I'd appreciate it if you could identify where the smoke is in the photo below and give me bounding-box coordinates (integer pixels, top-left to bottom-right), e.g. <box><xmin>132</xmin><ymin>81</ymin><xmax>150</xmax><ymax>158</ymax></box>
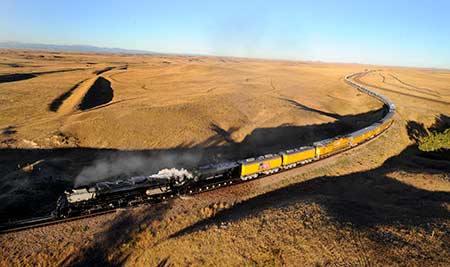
<box><xmin>74</xmin><ymin>150</ymin><xmax>203</xmax><ymax>187</ymax></box>
<box><xmin>75</xmin><ymin>155</ymin><xmax>146</xmax><ymax>186</ymax></box>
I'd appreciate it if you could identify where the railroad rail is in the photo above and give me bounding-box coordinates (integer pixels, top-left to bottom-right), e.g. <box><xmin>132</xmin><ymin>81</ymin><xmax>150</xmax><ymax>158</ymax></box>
<box><xmin>0</xmin><ymin>210</ymin><xmax>115</xmax><ymax>234</ymax></box>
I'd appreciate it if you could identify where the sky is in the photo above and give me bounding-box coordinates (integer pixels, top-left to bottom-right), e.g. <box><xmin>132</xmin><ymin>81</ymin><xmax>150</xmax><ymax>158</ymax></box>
<box><xmin>1</xmin><ymin>0</ymin><xmax>449</xmax><ymax>69</ymax></box>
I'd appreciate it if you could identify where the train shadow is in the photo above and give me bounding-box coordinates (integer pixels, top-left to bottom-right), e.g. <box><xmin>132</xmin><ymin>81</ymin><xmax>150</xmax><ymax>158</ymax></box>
<box><xmin>64</xmin><ymin>118</ymin><xmax>449</xmax><ymax>266</ymax></box>
<box><xmin>233</xmin><ymin>103</ymin><xmax>385</xmax><ymax>156</ymax></box>
<box><xmin>0</xmin><ymin>102</ymin><xmax>385</xmax><ymax>221</ymax></box>
<box><xmin>169</xmin><ymin>142</ymin><xmax>450</xmax><ymax>239</ymax></box>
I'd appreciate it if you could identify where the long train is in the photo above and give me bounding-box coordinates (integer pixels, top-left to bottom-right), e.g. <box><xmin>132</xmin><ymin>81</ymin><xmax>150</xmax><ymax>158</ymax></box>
<box><xmin>54</xmin><ymin>71</ymin><xmax>396</xmax><ymax>218</ymax></box>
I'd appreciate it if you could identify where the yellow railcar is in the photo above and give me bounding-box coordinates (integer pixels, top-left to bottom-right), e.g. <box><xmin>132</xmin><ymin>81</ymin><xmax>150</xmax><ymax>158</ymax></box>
<box><xmin>366</xmin><ymin>127</ymin><xmax>379</xmax><ymax>139</ymax></box>
<box><xmin>371</xmin><ymin>123</ymin><xmax>383</xmax><ymax>136</ymax></box>
<box><xmin>382</xmin><ymin>119</ymin><xmax>393</xmax><ymax>131</ymax></box>
<box><xmin>351</xmin><ymin>130</ymin><xmax>368</xmax><ymax>145</ymax></box>
<box><xmin>350</xmin><ymin>126</ymin><xmax>377</xmax><ymax>146</ymax></box>
<box><xmin>376</xmin><ymin>112</ymin><xmax>394</xmax><ymax>134</ymax></box>
<box><xmin>373</xmin><ymin>118</ymin><xmax>392</xmax><ymax>136</ymax></box>
<box><xmin>352</xmin><ymin>132</ymin><xmax>368</xmax><ymax>145</ymax></box>
<box><xmin>281</xmin><ymin>146</ymin><xmax>315</xmax><ymax>167</ymax></box>
<box><xmin>240</xmin><ymin>154</ymin><xmax>282</xmax><ymax>178</ymax></box>
<box><xmin>313</xmin><ymin>135</ymin><xmax>351</xmax><ymax>157</ymax></box>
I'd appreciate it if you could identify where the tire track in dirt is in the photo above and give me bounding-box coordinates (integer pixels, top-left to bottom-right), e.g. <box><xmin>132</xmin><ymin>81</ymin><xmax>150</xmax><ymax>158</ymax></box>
<box><xmin>354</xmin><ymin>73</ymin><xmax>450</xmax><ymax>106</ymax></box>
<box><xmin>383</xmin><ymin>74</ymin><xmax>441</xmax><ymax>98</ymax></box>
<box><xmin>375</xmin><ymin>71</ymin><xmax>440</xmax><ymax>98</ymax></box>
<box><xmin>388</xmin><ymin>73</ymin><xmax>440</xmax><ymax>95</ymax></box>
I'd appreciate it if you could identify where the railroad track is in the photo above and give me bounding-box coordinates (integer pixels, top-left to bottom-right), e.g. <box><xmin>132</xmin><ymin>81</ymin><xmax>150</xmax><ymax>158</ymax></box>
<box><xmin>0</xmin><ymin>70</ymin><xmax>395</xmax><ymax>235</ymax></box>
<box><xmin>0</xmin><ymin>210</ymin><xmax>116</xmax><ymax>234</ymax></box>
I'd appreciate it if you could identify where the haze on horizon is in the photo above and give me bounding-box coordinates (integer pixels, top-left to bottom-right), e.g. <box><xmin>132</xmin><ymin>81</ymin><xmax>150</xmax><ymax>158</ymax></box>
<box><xmin>1</xmin><ymin>0</ymin><xmax>449</xmax><ymax>69</ymax></box>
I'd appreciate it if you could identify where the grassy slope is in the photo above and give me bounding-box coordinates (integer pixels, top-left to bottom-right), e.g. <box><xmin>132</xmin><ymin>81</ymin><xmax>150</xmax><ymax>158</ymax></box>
<box><xmin>61</xmin><ymin>69</ymin><xmax>450</xmax><ymax>267</ymax></box>
<box><xmin>113</xmin><ymin>70</ymin><xmax>450</xmax><ymax>267</ymax></box>
<box><xmin>108</xmin><ymin>120</ymin><xmax>450</xmax><ymax>267</ymax></box>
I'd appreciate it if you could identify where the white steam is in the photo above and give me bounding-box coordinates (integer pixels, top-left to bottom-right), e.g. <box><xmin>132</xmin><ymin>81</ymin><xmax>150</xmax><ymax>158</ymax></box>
<box><xmin>75</xmin><ymin>155</ymin><xmax>147</xmax><ymax>187</ymax></box>
<box><xmin>150</xmin><ymin>168</ymin><xmax>193</xmax><ymax>180</ymax></box>
<box><xmin>150</xmin><ymin>168</ymin><xmax>194</xmax><ymax>186</ymax></box>
<box><xmin>74</xmin><ymin>151</ymin><xmax>203</xmax><ymax>187</ymax></box>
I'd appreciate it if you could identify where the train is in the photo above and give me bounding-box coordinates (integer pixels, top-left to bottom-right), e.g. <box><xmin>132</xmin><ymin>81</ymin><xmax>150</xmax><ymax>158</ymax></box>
<box><xmin>54</xmin><ymin>71</ymin><xmax>396</xmax><ymax>218</ymax></box>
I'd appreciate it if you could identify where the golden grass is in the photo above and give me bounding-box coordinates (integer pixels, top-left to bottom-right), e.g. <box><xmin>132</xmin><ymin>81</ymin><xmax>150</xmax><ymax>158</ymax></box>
<box><xmin>0</xmin><ymin>50</ymin><xmax>449</xmax><ymax>267</ymax></box>
<box><xmin>0</xmin><ymin>49</ymin><xmax>381</xmax><ymax>150</ymax></box>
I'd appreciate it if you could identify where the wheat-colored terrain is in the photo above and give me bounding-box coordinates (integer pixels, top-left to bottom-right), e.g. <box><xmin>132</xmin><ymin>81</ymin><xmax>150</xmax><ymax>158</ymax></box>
<box><xmin>0</xmin><ymin>50</ymin><xmax>449</xmax><ymax>267</ymax></box>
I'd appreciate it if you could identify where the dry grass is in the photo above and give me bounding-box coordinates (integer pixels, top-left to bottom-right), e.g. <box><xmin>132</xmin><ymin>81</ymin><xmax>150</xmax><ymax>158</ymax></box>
<box><xmin>0</xmin><ymin>49</ymin><xmax>381</xmax><ymax>150</ymax></box>
<box><xmin>0</xmin><ymin>50</ymin><xmax>449</xmax><ymax>267</ymax></box>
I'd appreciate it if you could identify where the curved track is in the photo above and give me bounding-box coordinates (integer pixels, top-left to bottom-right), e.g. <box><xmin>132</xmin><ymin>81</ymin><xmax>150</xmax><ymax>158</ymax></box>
<box><xmin>0</xmin><ymin>70</ymin><xmax>395</xmax><ymax>234</ymax></box>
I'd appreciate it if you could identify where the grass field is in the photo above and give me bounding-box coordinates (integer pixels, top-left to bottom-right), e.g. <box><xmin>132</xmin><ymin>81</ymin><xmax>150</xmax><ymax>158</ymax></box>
<box><xmin>0</xmin><ymin>50</ymin><xmax>449</xmax><ymax>267</ymax></box>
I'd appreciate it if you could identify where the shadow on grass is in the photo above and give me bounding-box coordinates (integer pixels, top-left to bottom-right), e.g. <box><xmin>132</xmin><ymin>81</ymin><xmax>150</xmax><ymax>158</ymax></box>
<box><xmin>66</xmin><ymin>202</ymin><xmax>171</xmax><ymax>267</ymax></box>
<box><xmin>60</xmin><ymin>118</ymin><xmax>450</xmax><ymax>267</ymax></box>
<box><xmin>0</xmin><ymin>73</ymin><xmax>36</xmax><ymax>83</ymax></box>
<box><xmin>79</xmin><ymin>77</ymin><xmax>114</xmax><ymax>110</ymax></box>
<box><xmin>0</xmin><ymin>68</ymin><xmax>86</xmax><ymax>84</ymax></box>
<box><xmin>48</xmin><ymin>79</ymin><xmax>88</xmax><ymax>112</ymax></box>
<box><xmin>0</xmin><ymin>102</ymin><xmax>386</xmax><ymax>222</ymax></box>
<box><xmin>169</xmin><ymin>120</ymin><xmax>450</xmax><ymax>238</ymax></box>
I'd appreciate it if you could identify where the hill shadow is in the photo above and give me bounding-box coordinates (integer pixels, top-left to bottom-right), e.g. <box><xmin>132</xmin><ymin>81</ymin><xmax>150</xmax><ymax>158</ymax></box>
<box><xmin>67</xmin><ymin>118</ymin><xmax>449</xmax><ymax>267</ymax></box>
<box><xmin>280</xmin><ymin>97</ymin><xmax>343</xmax><ymax>120</ymax></box>
<box><xmin>49</xmin><ymin>79</ymin><xmax>88</xmax><ymax>112</ymax></box>
<box><xmin>198</xmin><ymin>123</ymin><xmax>239</xmax><ymax>147</ymax></box>
<box><xmin>0</xmin><ymin>73</ymin><xmax>37</xmax><ymax>83</ymax></box>
<box><xmin>429</xmin><ymin>114</ymin><xmax>450</xmax><ymax>132</ymax></box>
<box><xmin>406</xmin><ymin>114</ymin><xmax>450</xmax><ymax>143</ymax></box>
<box><xmin>0</xmin><ymin>68</ymin><xmax>86</xmax><ymax>84</ymax></box>
<box><xmin>79</xmin><ymin>77</ymin><xmax>114</xmax><ymax>110</ymax></box>
<box><xmin>93</xmin><ymin>66</ymin><xmax>115</xmax><ymax>75</ymax></box>
<box><xmin>66</xmin><ymin>202</ymin><xmax>171</xmax><ymax>267</ymax></box>
<box><xmin>0</xmin><ymin>102</ymin><xmax>386</xmax><ymax>221</ymax></box>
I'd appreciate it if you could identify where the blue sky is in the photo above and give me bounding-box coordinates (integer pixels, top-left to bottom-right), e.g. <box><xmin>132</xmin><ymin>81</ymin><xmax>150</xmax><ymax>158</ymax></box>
<box><xmin>1</xmin><ymin>0</ymin><xmax>449</xmax><ymax>68</ymax></box>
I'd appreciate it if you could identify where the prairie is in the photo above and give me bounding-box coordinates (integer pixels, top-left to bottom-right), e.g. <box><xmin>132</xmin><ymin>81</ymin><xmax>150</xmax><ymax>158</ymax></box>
<box><xmin>0</xmin><ymin>50</ymin><xmax>449</xmax><ymax>267</ymax></box>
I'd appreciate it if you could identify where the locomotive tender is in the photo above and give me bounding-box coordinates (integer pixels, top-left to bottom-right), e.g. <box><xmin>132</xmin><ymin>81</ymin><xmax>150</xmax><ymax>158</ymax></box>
<box><xmin>55</xmin><ymin>71</ymin><xmax>396</xmax><ymax>218</ymax></box>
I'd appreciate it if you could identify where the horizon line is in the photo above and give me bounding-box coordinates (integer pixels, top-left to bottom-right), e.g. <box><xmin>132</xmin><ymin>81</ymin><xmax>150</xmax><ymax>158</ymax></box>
<box><xmin>1</xmin><ymin>40</ymin><xmax>448</xmax><ymax>71</ymax></box>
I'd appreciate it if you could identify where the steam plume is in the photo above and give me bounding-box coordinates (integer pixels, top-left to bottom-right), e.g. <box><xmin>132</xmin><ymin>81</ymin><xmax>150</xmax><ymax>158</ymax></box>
<box><xmin>74</xmin><ymin>151</ymin><xmax>203</xmax><ymax>187</ymax></box>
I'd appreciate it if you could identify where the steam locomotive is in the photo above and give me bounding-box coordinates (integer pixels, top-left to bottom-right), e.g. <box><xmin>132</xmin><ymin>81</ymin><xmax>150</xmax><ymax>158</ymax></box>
<box><xmin>54</xmin><ymin>71</ymin><xmax>396</xmax><ymax>218</ymax></box>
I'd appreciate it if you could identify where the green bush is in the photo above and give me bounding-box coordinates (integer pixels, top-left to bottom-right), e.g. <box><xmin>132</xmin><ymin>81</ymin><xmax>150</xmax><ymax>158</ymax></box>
<box><xmin>418</xmin><ymin>128</ymin><xmax>450</xmax><ymax>151</ymax></box>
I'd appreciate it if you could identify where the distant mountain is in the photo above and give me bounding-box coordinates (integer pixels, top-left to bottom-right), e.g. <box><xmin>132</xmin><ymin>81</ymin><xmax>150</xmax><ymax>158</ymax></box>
<box><xmin>0</xmin><ymin>41</ymin><xmax>156</xmax><ymax>54</ymax></box>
